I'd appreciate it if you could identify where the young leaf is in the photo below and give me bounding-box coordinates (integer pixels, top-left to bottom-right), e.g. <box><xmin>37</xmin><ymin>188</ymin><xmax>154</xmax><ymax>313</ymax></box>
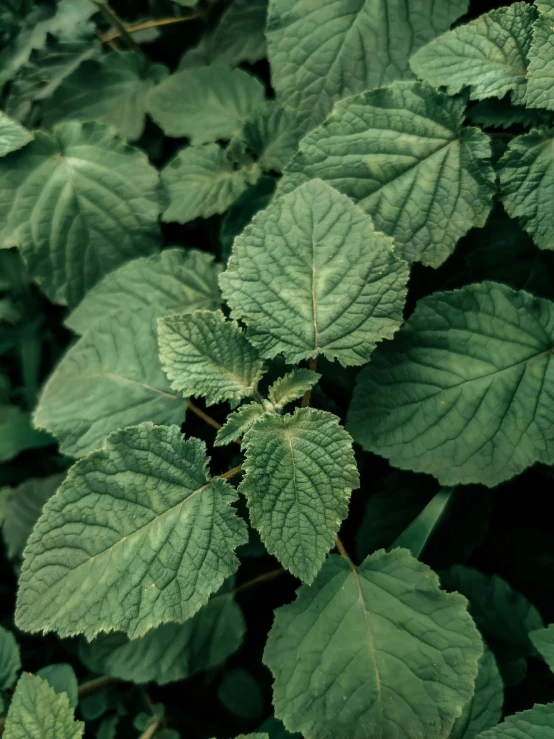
<box><xmin>266</xmin><ymin>0</ymin><xmax>469</xmax><ymax>137</ymax></box>
<box><xmin>268</xmin><ymin>369</ymin><xmax>321</xmax><ymax>410</ymax></box>
<box><xmin>347</xmin><ymin>281</ymin><xmax>554</xmax><ymax>487</ymax></box>
<box><xmin>16</xmin><ymin>423</ymin><xmax>248</xmax><ymax>640</ymax></box>
<box><xmin>3</xmin><ymin>673</ymin><xmax>84</xmax><ymax>739</ymax></box>
<box><xmin>499</xmin><ymin>129</ymin><xmax>554</xmax><ymax>251</ymax></box>
<box><xmin>215</xmin><ymin>402</ymin><xmax>265</xmax><ymax>446</ymax></box>
<box><xmin>161</xmin><ymin>144</ymin><xmax>260</xmax><ymax>224</ymax></box>
<box><xmin>43</xmin><ymin>51</ymin><xmax>169</xmax><ymax>142</ymax></box>
<box><xmin>149</xmin><ymin>66</ymin><xmax>265</xmax><ymax>143</ymax></box>
<box><xmin>0</xmin><ymin>111</ymin><xmax>32</xmax><ymax>156</ymax></box>
<box><xmin>240</xmin><ymin>408</ymin><xmax>359</xmax><ymax>583</ymax></box>
<box><xmin>65</xmin><ymin>249</ymin><xmax>222</xmax><ymax>335</ymax></box>
<box><xmin>0</xmin><ymin>625</ymin><xmax>21</xmax><ymax>689</ymax></box>
<box><xmin>36</xmin><ymin>664</ymin><xmax>78</xmax><ymax>709</ymax></box>
<box><xmin>34</xmin><ymin>310</ymin><xmax>183</xmax><ymax>457</ymax></box>
<box><xmin>282</xmin><ymin>82</ymin><xmax>495</xmax><ymax>268</ymax></box>
<box><xmin>450</xmin><ymin>647</ymin><xmax>503</xmax><ymax>739</ymax></box>
<box><xmin>410</xmin><ymin>3</ymin><xmax>536</xmax><ymax>105</ymax></box>
<box><xmin>0</xmin><ymin>121</ymin><xmax>161</xmax><ymax>306</ymax></box>
<box><xmin>525</xmin><ymin>0</ymin><xmax>554</xmax><ymax>111</ymax></box>
<box><xmin>158</xmin><ymin>310</ymin><xmax>265</xmax><ymax>406</ymax></box>
<box><xmin>392</xmin><ymin>488</ymin><xmax>454</xmax><ymax>559</ymax></box>
<box><xmin>530</xmin><ymin>624</ymin><xmax>554</xmax><ymax>672</ymax></box>
<box><xmin>264</xmin><ymin>549</ymin><xmax>483</xmax><ymax>739</ymax></box>
<box><xmin>241</xmin><ymin>102</ymin><xmax>298</xmax><ymax>173</ymax></box>
<box><xmin>220</xmin><ymin>179</ymin><xmax>409</xmax><ymax>365</ymax></box>
<box><xmin>476</xmin><ymin>702</ymin><xmax>554</xmax><ymax>738</ymax></box>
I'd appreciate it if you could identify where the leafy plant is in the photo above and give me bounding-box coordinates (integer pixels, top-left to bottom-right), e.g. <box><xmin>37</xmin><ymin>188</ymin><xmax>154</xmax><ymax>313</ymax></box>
<box><xmin>2</xmin><ymin>0</ymin><xmax>554</xmax><ymax>738</ymax></box>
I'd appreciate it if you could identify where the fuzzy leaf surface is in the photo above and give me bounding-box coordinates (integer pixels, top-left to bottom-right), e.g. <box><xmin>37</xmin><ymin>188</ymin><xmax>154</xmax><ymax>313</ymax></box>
<box><xmin>476</xmin><ymin>702</ymin><xmax>554</xmax><ymax>738</ymax></box>
<box><xmin>525</xmin><ymin>0</ymin><xmax>554</xmax><ymax>110</ymax></box>
<box><xmin>268</xmin><ymin>369</ymin><xmax>321</xmax><ymax>410</ymax></box>
<box><xmin>215</xmin><ymin>402</ymin><xmax>265</xmax><ymax>446</ymax></box>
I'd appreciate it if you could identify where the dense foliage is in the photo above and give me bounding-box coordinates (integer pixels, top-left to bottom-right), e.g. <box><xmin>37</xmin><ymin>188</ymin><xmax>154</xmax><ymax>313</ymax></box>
<box><xmin>2</xmin><ymin>0</ymin><xmax>554</xmax><ymax>737</ymax></box>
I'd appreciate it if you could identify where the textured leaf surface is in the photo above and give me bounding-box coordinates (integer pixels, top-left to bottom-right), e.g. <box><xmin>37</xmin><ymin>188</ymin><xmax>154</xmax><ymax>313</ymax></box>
<box><xmin>450</xmin><ymin>648</ymin><xmax>503</xmax><ymax>739</ymax></box>
<box><xmin>36</xmin><ymin>664</ymin><xmax>78</xmax><ymax>709</ymax></box>
<box><xmin>34</xmin><ymin>310</ymin><xmax>183</xmax><ymax>457</ymax></box>
<box><xmin>0</xmin><ymin>625</ymin><xmax>20</xmax><ymax>689</ymax></box>
<box><xmin>268</xmin><ymin>369</ymin><xmax>321</xmax><ymax>410</ymax></box>
<box><xmin>0</xmin><ymin>111</ymin><xmax>32</xmax><ymax>156</ymax></box>
<box><xmin>468</xmin><ymin>98</ymin><xmax>554</xmax><ymax>129</ymax></box>
<box><xmin>149</xmin><ymin>66</ymin><xmax>264</xmax><ymax>143</ymax></box>
<box><xmin>158</xmin><ymin>310</ymin><xmax>265</xmax><ymax>406</ymax></box>
<box><xmin>3</xmin><ymin>673</ymin><xmax>84</xmax><ymax>739</ymax></box>
<box><xmin>264</xmin><ymin>549</ymin><xmax>482</xmax><ymax>739</ymax></box>
<box><xmin>242</xmin><ymin>102</ymin><xmax>298</xmax><ymax>172</ymax></box>
<box><xmin>499</xmin><ymin>130</ymin><xmax>554</xmax><ymax>251</ymax></box>
<box><xmin>16</xmin><ymin>423</ymin><xmax>248</xmax><ymax>639</ymax></box>
<box><xmin>161</xmin><ymin>144</ymin><xmax>260</xmax><ymax>224</ymax></box>
<box><xmin>267</xmin><ymin>0</ymin><xmax>469</xmax><ymax>137</ymax></box>
<box><xmin>410</xmin><ymin>4</ymin><xmax>535</xmax><ymax>105</ymax></box>
<box><xmin>347</xmin><ymin>281</ymin><xmax>554</xmax><ymax>487</ymax></box>
<box><xmin>221</xmin><ymin>180</ymin><xmax>409</xmax><ymax>365</ymax></box>
<box><xmin>215</xmin><ymin>402</ymin><xmax>265</xmax><ymax>446</ymax></box>
<box><xmin>525</xmin><ymin>0</ymin><xmax>554</xmax><ymax>111</ymax></box>
<box><xmin>0</xmin><ymin>121</ymin><xmax>161</xmax><ymax>306</ymax></box>
<box><xmin>530</xmin><ymin>624</ymin><xmax>554</xmax><ymax>672</ymax></box>
<box><xmin>282</xmin><ymin>82</ymin><xmax>495</xmax><ymax>267</ymax></box>
<box><xmin>66</xmin><ymin>249</ymin><xmax>222</xmax><ymax>335</ymax></box>
<box><xmin>476</xmin><ymin>702</ymin><xmax>554</xmax><ymax>738</ymax></box>
<box><xmin>43</xmin><ymin>51</ymin><xmax>168</xmax><ymax>141</ymax></box>
<box><xmin>241</xmin><ymin>408</ymin><xmax>358</xmax><ymax>582</ymax></box>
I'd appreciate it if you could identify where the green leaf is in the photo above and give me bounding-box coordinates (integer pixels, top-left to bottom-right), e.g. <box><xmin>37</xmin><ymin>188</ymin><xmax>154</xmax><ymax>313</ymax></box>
<box><xmin>221</xmin><ymin>179</ymin><xmax>409</xmax><ymax>365</ymax></box>
<box><xmin>267</xmin><ymin>0</ymin><xmax>468</xmax><ymax>138</ymax></box>
<box><xmin>215</xmin><ymin>402</ymin><xmax>265</xmax><ymax>446</ymax></box>
<box><xmin>36</xmin><ymin>664</ymin><xmax>78</xmax><ymax>709</ymax></box>
<box><xmin>0</xmin><ymin>120</ymin><xmax>161</xmax><ymax>307</ymax></box>
<box><xmin>282</xmin><ymin>82</ymin><xmax>495</xmax><ymax>267</ymax></box>
<box><xmin>0</xmin><ymin>405</ymin><xmax>53</xmax><ymax>462</ymax></box>
<box><xmin>264</xmin><ymin>549</ymin><xmax>483</xmax><ymax>739</ymax></box>
<box><xmin>34</xmin><ymin>309</ymin><xmax>184</xmax><ymax>457</ymax></box>
<box><xmin>525</xmin><ymin>0</ymin><xmax>554</xmax><ymax>111</ymax></box>
<box><xmin>219</xmin><ymin>175</ymin><xmax>276</xmax><ymax>261</ymax></box>
<box><xmin>218</xmin><ymin>668</ymin><xmax>264</xmax><ymax>720</ymax></box>
<box><xmin>410</xmin><ymin>3</ymin><xmax>536</xmax><ymax>105</ymax></box>
<box><xmin>468</xmin><ymin>97</ymin><xmax>554</xmax><ymax>129</ymax></box>
<box><xmin>257</xmin><ymin>717</ymin><xmax>301</xmax><ymax>739</ymax></box>
<box><xmin>43</xmin><ymin>51</ymin><xmax>169</xmax><ymax>142</ymax></box>
<box><xmin>79</xmin><ymin>581</ymin><xmax>245</xmax><ymax>685</ymax></box>
<box><xmin>158</xmin><ymin>310</ymin><xmax>265</xmax><ymax>406</ymax></box>
<box><xmin>149</xmin><ymin>65</ymin><xmax>264</xmax><ymax>143</ymax></box>
<box><xmin>475</xmin><ymin>702</ymin><xmax>554</xmax><ymax>738</ymax></box>
<box><xmin>347</xmin><ymin>281</ymin><xmax>554</xmax><ymax>487</ymax></box>
<box><xmin>0</xmin><ymin>111</ymin><xmax>32</xmax><ymax>156</ymax></box>
<box><xmin>450</xmin><ymin>648</ymin><xmax>503</xmax><ymax>739</ymax></box>
<box><xmin>3</xmin><ymin>673</ymin><xmax>84</xmax><ymax>739</ymax></box>
<box><xmin>530</xmin><ymin>624</ymin><xmax>554</xmax><ymax>672</ymax></box>
<box><xmin>241</xmin><ymin>102</ymin><xmax>298</xmax><ymax>173</ymax></box>
<box><xmin>16</xmin><ymin>423</ymin><xmax>248</xmax><ymax>639</ymax></box>
<box><xmin>240</xmin><ymin>408</ymin><xmax>359</xmax><ymax>583</ymax></box>
<box><xmin>268</xmin><ymin>369</ymin><xmax>321</xmax><ymax>410</ymax></box>
<box><xmin>65</xmin><ymin>249</ymin><xmax>222</xmax><ymax>335</ymax></box>
<box><xmin>499</xmin><ymin>129</ymin><xmax>554</xmax><ymax>251</ymax></box>
<box><xmin>161</xmin><ymin>144</ymin><xmax>260</xmax><ymax>224</ymax></box>
<box><xmin>392</xmin><ymin>488</ymin><xmax>454</xmax><ymax>559</ymax></box>
<box><xmin>0</xmin><ymin>625</ymin><xmax>21</xmax><ymax>689</ymax></box>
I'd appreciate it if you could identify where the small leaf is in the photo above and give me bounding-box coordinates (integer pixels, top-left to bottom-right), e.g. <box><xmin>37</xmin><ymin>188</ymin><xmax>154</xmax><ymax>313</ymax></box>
<box><xmin>218</xmin><ymin>668</ymin><xmax>264</xmax><ymax>720</ymax></box>
<box><xmin>0</xmin><ymin>625</ymin><xmax>21</xmax><ymax>689</ymax></box>
<box><xmin>241</xmin><ymin>102</ymin><xmax>298</xmax><ymax>172</ymax></box>
<box><xmin>240</xmin><ymin>408</ymin><xmax>359</xmax><ymax>583</ymax></box>
<box><xmin>149</xmin><ymin>65</ymin><xmax>264</xmax><ymax>143</ymax></box>
<box><xmin>264</xmin><ymin>549</ymin><xmax>483</xmax><ymax>739</ymax></box>
<box><xmin>221</xmin><ymin>179</ymin><xmax>409</xmax><ymax>365</ymax></box>
<box><xmin>525</xmin><ymin>0</ymin><xmax>554</xmax><ymax>111</ymax></box>
<box><xmin>36</xmin><ymin>664</ymin><xmax>78</xmax><ymax>709</ymax></box>
<box><xmin>158</xmin><ymin>310</ymin><xmax>265</xmax><ymax>406</ymax></box>
<box><xmin>468</xmin><ymin>97</ymin><xmax>554</xmax><ymax>129</ymax></box>
<box><xmin>475</xmin><ymin>702</ymin><xmax>554</xmax><ymax>738</ymax></box>
<box><xmin>392</xmin><ymin>488</ymin><xmax>454</xmax><ymax>558</ymax></box>
<box><xmin>0</xmin><ymin>111</ymin><xmax>32</xmax><ymax>156</ymax></box>
<box><xmin>215</xmin><ymin>402</ymin><xmax>265</xmax><ymax>446</ymax></box>
<box><xmin>268</xmin><ymin>369</ymin><xmax>321</xmax><ymax>410</ymax></box>
<box><xmin>450</xmin><ymin>648</ymin><xmax>503</xmax><ymax>739</ymax></box>
<box><xmin>530</xmin><ymin>624</ymin><xmax>554</xmax><ymax>673</ymax></box>
<box><xmin>3</xmin><ymin>673</ymin><xmax>84</xmax><ymax>739</ymax></box>
<box><xmin>16</xmin><ymin>423</ymin><xmax>248</xmax><ymax>640</ymax></box>
<box><xmin>257</xmin><ymin>717</ymin><xmax>301</xmax><ymax>739</ymax></box>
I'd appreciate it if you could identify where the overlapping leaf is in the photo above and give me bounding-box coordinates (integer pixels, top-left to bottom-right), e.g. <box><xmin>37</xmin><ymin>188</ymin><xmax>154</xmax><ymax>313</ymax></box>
<box><xmin>268</xmin><ymin>369</ymin><xmax>320</xmax><ymax>410</ymax></box>
<box><xmin>241</xmin><ymin>102</ymin><xmax>298</xmax><ymax>172</ymax></box>
<box><xmin>450</xmin><ymin>648</ymin><xmax>503</xmax><ymax>739</ymax></box>
<box><xmin>0</xmin><ymin>111</ymin><xmax>32</xmax><ymax>156</ymax></box>
<box><xmin>476</xmin><ymin>702</ymin><xmax>554</xmax><ymax>738</ymax></box>
<box><xmin>215</xmin><ymin>402</ymin><xmax>264</xmax><ymax>446</ymax></box>
<box><xmin>525</xmin><ymin>0</ymin><xmax>554</xmax><ymax>111</ymax></box>
<box><xmin>0</xmin><ymin>626</ymin><xmax>20</xmax><ymax>689</ymax></box>
<box><xmin>530</xmin><ymin>624</ymin><xmax>554</xmax><ymax>671</ymax></box>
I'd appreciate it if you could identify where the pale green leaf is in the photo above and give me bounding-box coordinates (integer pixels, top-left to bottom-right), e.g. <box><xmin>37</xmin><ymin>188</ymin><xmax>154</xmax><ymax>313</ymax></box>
<box><xmin>0</xmin><ymin>405</ymin><xmax>53</xmax><ymax>462</ymax></box>
<box><xmin>36</xmin><ymin>665</ymin><xmax>78</xmax><ymax>709</ymax></box>
<box><xmin>215</xmin><ymin>402</ymin><xmax>265</xmax><ymax>446</ymax></box>
<box><xmin>392</xmin><ymin>488</ymin><xmax>454</xmax><ymax>559</ymax></box>
<box><xmin>347</xmin><ymin>281</ymin><xmax>554</xmax><ymax>487</ymax></box>
<box><xmin>34</xmin><ymin>309</ymin><xmax>184</xmax><ymax>457</ymax></box>
<box><xmin>0</xmin><ymin>625</ymin><xmax>21</xmax><ymax>689</ymax></box>
<box><xmin>499</xmin><ymin>129</ymin><xmax>554</xmax><ymax>251</ymax></box>
<box><xmin>3</xmin><ymin>673</ymin><xmax>84</xmax><ymax>739</ymax></box>
<box><xmin>65</xmin><ymin>249</ymin><xmax>222</xmax><ymax>335</ymax></box>
<box><xmin>240</xmin><ymin>408</ymin><xmax>359</xmax><ymax>583</ymax></box>
<box><xmin>0</xmin><ymin>120</ymin><xmax>161</xmax><ymax>306</ymax></box>
<box><xmin>468</xmin><ymin>97</ymin><xmax>554</xmax><ymax>130</ymax></box>
<box><xmin>221</xmin><ymin>179</ymin><xmax>409</xmax><ymax>365</ymax></box>
<box><xmin>264</xmin><ymin>549</ymin><xmax>483</xmax><ymax>739</ymax></box>
<box><xmin>267</xmin><ymin>0</ymin><xmax>469</xmax><ymax>137</ymax></box>
<box><xmin>282</xmin><ymin>82</ymin><xmax>495</xmax><ymax>267</ymax></box>
<box><xmin>450</xmin><ymin>648</ymin><xmax>503</xmax><ymax>739</ymax></box>
<box><xmin>268</xmin><ymin>369</ymin><xmax>321</xmax><ymax>410</ymax></box>
<box><xmin>161</xmin><ymin>144</ymin><xmax>260</xmax><ymax>224</ymax></box>
<box><xmin>530</xmin><ymin>624</ymin><xmax>554</xmax><ymax>673</ymax></box>
<box><xmin>158</xmin><ymin>310</ymin><xmax>265</xmax><ymax>406</ymax></box>
<box><xmin>242</xmin><ymin>102</ymin><xmax>298</xmax><ymax>172</ymax></box>
<box><xmin>0</xmin><ymin>111</ymin><xmax>32</xmax><ymax>156</ymax></box>
<box><xmin>525</xmin><ymin>0</ymin><xmax>554</xmax><ymax>110</ymax></box>
<box><xmin>149</xmin><ymin>65</ymin><xmax>264</xmax><ymax>143</ymax></box>
<box><xmin>43</xmin><ymin>51</ymin><xmax>169</xmax><ymax>142</ymax></box>
<box><xmin>476</xmin><ymin>702</ymin><xmax>554</xmax><ymax>738</ymax></box>
<box><xmin>16</xmin><ymin>423</ymin><xmax>248</xmax><ymax>639</ymax></box>
<box><xmin>410</xmin><ymin>3</ymin><xmax>536</xmax><ymax>105</ymax></box>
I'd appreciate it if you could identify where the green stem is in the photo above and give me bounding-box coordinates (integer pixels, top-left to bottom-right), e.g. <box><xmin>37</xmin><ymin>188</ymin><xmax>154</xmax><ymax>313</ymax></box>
<box><xmin>92</xmin><ymin>1</ymin><xmax>144</xmax><ymax>55</ymax></box>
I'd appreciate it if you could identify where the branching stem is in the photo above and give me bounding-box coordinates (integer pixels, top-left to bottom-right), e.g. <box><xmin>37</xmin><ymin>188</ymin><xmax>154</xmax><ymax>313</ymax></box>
<box><xmin>92</xmin><ymin>1</ymin><xmax>144</xmax><ymax>55</ymax></box>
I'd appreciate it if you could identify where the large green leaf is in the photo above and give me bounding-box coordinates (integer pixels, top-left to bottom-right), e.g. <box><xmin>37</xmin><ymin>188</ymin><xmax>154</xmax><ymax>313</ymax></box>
<box><xmin>0</xmin><ymin>625</ymin><xmax>20</xmax><ymax>689</ymax></box>
<box><xmin>530</xmin><ymin>624</ymin><xmax>554</xmax><ymax>672</ymax></box>
<box><xmin>267</xmin><ymin>0</ymin><xmax>468</xmax><ymax>138</ymax></box>
<box><xmin>450</xmin><ymin>648</ymin><xmax>503</xmax><ymax>739</ymax></box>
<box><xmin>240</xmin><ymin>408</ymin><xmax>359</xmax><ymax>583</ymax></box>
<box><xmin>476</xmin><ymin>703</ymin><xmax>554</xmax><ymax>738</ymax></box>
<box><xmin>264</xmin><ymin>549</ymin><xmax>482</xmax><ymax>739</ymax></box>
<box><xmin>158</xmin><ymin>310</ymin><xmax>265</xmax><ymax>406</ymax></box>
<box><xmin>34</xmin><ymin>309</ymin><xmax>184</xmax><ymax>457</ymax></box>
<box><xmin>43</xmin><ymin>51</ymin><xmax>168</xmax><ymax>142</ymax></box>
<box><xmin>0</xmin><ymin>121</ymin><xmax>161</xmax><ymax>306</ymax></box>
<box><xmin>149</xmin><ymin>65</ymin><xmax>264</xmax><ymax>143</ymax></box>
<box><xmin>221</xmin><ymin>180</ymin><xmax>408</xmax><ymax>365</ymax></box>
<box><xmin>65</xmin><ymin>249</ymin><xmax>222</xmax><ymax>335</ymax></box>
<box><xmin>347</xmin><ymin>281</ymin><xmax>554</xmax><ymax>487</ymax></box>
<box><xmin>3</xmin><ymin>673</ymin><xmax>84</xmax><ymax>739</ymax></box>
<box><xmin>0</xmin><ymin>111</ymin><xmax>32</xmax><ymax>156</ymax></box>
<box><xmin>16</xmin><ymin>423</ymin><xmax>248</xmax><ymax>639</ymax></box>
<box><xmin>410</xmin><ymin>3</ymin><xmax>536</xmax><ymax>106</ymax></box>
<box><xmin>525</xmin><ymin>0</ymin><xmax>554</xmax><ymax>111</ymax></box>
<box><xmin>282</xmin><ymin>82</ymin><xmax>495</xmax><ymax>267</ymax></box>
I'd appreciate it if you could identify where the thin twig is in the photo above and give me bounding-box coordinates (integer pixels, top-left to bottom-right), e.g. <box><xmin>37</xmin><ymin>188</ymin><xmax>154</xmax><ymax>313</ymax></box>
<box><xmin>139</xmin><ymin>719</ymin><xmax>162</xmax><ymax>739</ymax></box>
<box><xmin>233</xmin><ymin>567</ymin><xmax>286</xmax><ymax>596</ymax></box>
<box><xmin>335</xmin><ymin>536</ymin><xmax>350</xmax><ymax>561</ymax></box>
<box><xmin>100</xmin><ymin>14</ymin><xmax>202</xmax><ymax>43</ymax></box>
<box><xmin>78</xmin><ymin>674</ymin><xmax>119</xmax><ymax>699</ymax></box>
<box><xmin>92</xmin><ymin>0</ymin><xmax>144</xmax><ymax>55</ymax></box>
<box><xmin>187</xmin><ymin>399</ymin><xmax>222</xmax><ymax>430</ymax></box>
<box><xmin>301</xmin><ymin>357</ymin><xmax>318</xmax><ymax>407</ymax></box>
<box><xmin>220</xmin><ymin>464</ymin><xmax>243</xmax><ymax>481</ymax></box>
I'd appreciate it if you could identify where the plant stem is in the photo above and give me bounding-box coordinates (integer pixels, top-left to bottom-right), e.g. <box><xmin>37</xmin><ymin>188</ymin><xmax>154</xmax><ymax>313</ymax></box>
<box><xmin>220</xmin><ymin>464</ymin><xmax>243</xmax><ymax>481</ymax></box>
<box><xmin>187</xmin><ymin>399</ymin><xmax>223</xmax><ymax>430</ymax></box>
<box><xmin>233</xmin><ymin>567</ymin><xmax>286</xmax><ymax>596</ymax></box>
<box><xmin>301</xmin><ymin>357</ymin><xmax>318</xmax><ymax>407</ymax></box>
<box><xmin>100</xmin><ymin>14</ymin><xmax>202</xmax><ymax>44</ymax></box>
<box><xmin>92</xmin><ymin>0</ymin><xmax>144</xmax><ymax>55</ymax></box>
<box><xmin>78</xmin><ymin>674</ymin><xmax>119</xmax><ymax>699</ymax></box>
<box><xmin>139</xmin><ymin>719</ymin><xmax>162</xmax><ymax>739</ymax></box>
<box><xmin>335</xmin><ymin>536</ymin><xmax>350</xmax><ymax>560</ymax></box>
